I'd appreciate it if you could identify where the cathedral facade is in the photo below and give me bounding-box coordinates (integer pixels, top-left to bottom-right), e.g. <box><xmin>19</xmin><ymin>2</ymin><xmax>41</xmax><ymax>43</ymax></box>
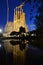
<box><xmin>4</xmin><ymin>6</ymin><xmax>28</xmax><ymax>35</ymax></box>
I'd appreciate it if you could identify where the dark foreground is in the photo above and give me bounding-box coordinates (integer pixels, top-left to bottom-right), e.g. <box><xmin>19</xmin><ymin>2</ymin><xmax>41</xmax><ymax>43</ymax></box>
<box><xmin>0</xmin><ymin>44</ymin><xmax>43</xmax><ymax>65</ymax></box>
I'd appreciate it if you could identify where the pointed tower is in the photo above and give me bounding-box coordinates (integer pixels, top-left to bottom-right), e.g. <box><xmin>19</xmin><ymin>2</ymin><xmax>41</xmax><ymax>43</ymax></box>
<box><xmin>13</xmin><ymin>6</ymin><xmax>28</xmax><ymax>32</ymax></box>
<box><xmin>4</xmin><ymin>0</ymin><xmax>14</xmax><ymax>35</ymax></box>
<box><xmin>4</xmin><ymin>8</ymin><xmax>14</xmax><ymax>35</ymax></box>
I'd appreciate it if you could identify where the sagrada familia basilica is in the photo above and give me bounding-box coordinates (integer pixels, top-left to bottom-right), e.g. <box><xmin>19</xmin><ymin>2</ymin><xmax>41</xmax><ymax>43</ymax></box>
<box><xmin>4</xmin><ymin>4</ymin><xmax>28</xmax><ymax>35</ymax></box>
<box><xmin>4</xmin><ymin>3</ymin><xmax>28</xmax><ymax>65</ymax></box>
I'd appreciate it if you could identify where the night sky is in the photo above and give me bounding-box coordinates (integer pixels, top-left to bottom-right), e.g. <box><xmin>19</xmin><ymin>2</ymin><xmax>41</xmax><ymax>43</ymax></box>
<box><xmin>0</xmin><ymin>0</ymin><xmax>41</xmax><ymax>31</ymax></box>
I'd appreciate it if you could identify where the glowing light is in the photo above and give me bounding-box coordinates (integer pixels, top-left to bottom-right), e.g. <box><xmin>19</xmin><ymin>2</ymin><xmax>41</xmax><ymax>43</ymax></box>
<box><xmin>31</xmin><ymin>34</ymin><xmax>36</xmax><ymax>36</ymax></box>
<box><xmin>0</xmin><ymin>29</ymin><xmax>2</xmax><ymax>33</ymax></box>
<box><xmin>0</xmin><ymin>44</ymin><xmax>2</xmax><ymax>47</ymax></box>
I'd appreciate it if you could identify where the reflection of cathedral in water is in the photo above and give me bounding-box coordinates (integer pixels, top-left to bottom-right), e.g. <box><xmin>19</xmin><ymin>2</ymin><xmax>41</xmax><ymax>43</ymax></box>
<box><xmin>4</xmin><ymin>4</ymin><xmax>28</xmax><ymax>65</ymax></box>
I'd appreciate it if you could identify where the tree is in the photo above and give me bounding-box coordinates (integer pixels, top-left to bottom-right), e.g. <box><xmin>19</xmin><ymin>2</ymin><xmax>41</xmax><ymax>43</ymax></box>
<box><xmin>19</xmin><ymin>26</ymin><xmax>26</xmax><ymax>33</ymax></box>
<box><xmin>34</xmin><ymin>0</ymin><xmax>43</xmax><ymax>49</ymax></box>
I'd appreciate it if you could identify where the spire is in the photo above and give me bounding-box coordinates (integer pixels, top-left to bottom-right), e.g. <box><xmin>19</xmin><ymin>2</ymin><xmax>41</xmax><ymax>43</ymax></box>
<box><xmin>7</xmin><ymin>8</ymin><xmax>9</xmax><ymax>23</ymax></box>
<box><xmin>6</xmin><ymin>0</ymin><xmax>9</xmax><ymax>23</ymax></box>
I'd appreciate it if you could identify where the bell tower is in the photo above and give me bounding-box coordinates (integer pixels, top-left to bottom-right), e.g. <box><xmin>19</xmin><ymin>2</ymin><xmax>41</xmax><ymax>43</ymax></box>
<box><xmin>13</xmin><ymin>4</ymin><xmax>28</xmax><ymax>32</ymax></box>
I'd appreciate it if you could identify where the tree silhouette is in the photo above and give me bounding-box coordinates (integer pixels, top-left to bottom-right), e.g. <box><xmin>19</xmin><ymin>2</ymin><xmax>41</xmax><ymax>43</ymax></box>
<box><xmin>19</xmin><ymin>26</ymin><xmax>26</xmax><ymax>33</ymax></box>
<box><xmin>34</xmin><ymin>0</ymin><xmax>43</xmax><ymax>49</ymax></box>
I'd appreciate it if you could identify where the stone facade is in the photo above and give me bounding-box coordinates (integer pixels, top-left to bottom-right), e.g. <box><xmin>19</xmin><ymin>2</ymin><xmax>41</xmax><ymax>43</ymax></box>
<box><xmin>4</xmin><ymin>22</ymin><xmax>14</xmax><ymax>35</ymax></box>
<box><xmin>13</xmin><ymin>7</ymin><xmax>28</xmax><ymax>32</ymax></box>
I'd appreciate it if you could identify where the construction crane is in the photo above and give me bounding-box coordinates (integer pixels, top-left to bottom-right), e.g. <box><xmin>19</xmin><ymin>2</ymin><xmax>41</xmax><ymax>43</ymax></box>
<box><xmin>17</xmin><ymin>0</ymin><xmax>29</xmax><ymax>8</ymax></box>
<box><xmin>17</xmin><ymin>1</ymin><xmax>25</xmax><ymax>8</ymax></box>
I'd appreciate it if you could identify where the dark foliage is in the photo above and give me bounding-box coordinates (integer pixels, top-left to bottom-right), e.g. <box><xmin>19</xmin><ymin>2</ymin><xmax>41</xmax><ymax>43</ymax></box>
<box><xmin>0</xmin><ymin>33</ymin><xmax>3</xmax><ymax>37</ymax></box>
<box><xmin>10</xmin><ymin>31</ymin><xmax>20</xmax><ymax>35</ymax></box>
<box><xmin>19</xmin><ymin>26</ymin><xmax>26</xmax><ymax>33</ymax></box>
<box><xmin>34</xmin><ymin>0</ymin><xmax>43</xmax><ymax>49</ymax></box>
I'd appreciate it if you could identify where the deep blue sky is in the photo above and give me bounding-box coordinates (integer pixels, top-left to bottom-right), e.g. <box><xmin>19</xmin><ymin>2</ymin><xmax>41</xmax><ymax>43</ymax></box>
<box><xmin>0</xmin><ymin>0</ymin><xmax>41</xmax><ymax>31</ymax></box>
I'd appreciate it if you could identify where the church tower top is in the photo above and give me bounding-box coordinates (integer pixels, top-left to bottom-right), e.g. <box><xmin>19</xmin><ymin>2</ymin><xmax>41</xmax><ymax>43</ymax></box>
<box><xmin>13</xmin><ymin>2</ymin><xmax>25</xmax><ymax>22</ymax></box>
<box><xmin>13</xmin><ymin>3</ymin><xmax>28</xmax><ymax>32</ymax></box>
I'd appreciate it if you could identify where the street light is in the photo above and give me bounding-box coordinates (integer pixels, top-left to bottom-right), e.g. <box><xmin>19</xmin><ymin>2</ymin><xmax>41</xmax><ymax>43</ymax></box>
<box><xmin>0</xmin><ymin>44</ymin><xmax>2</xmax><ymax>47</ymax></box>
<box><xmin>0</xmin><ymin>29</ymin><xmax>2</xmax><ymax>33</ymax></box>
